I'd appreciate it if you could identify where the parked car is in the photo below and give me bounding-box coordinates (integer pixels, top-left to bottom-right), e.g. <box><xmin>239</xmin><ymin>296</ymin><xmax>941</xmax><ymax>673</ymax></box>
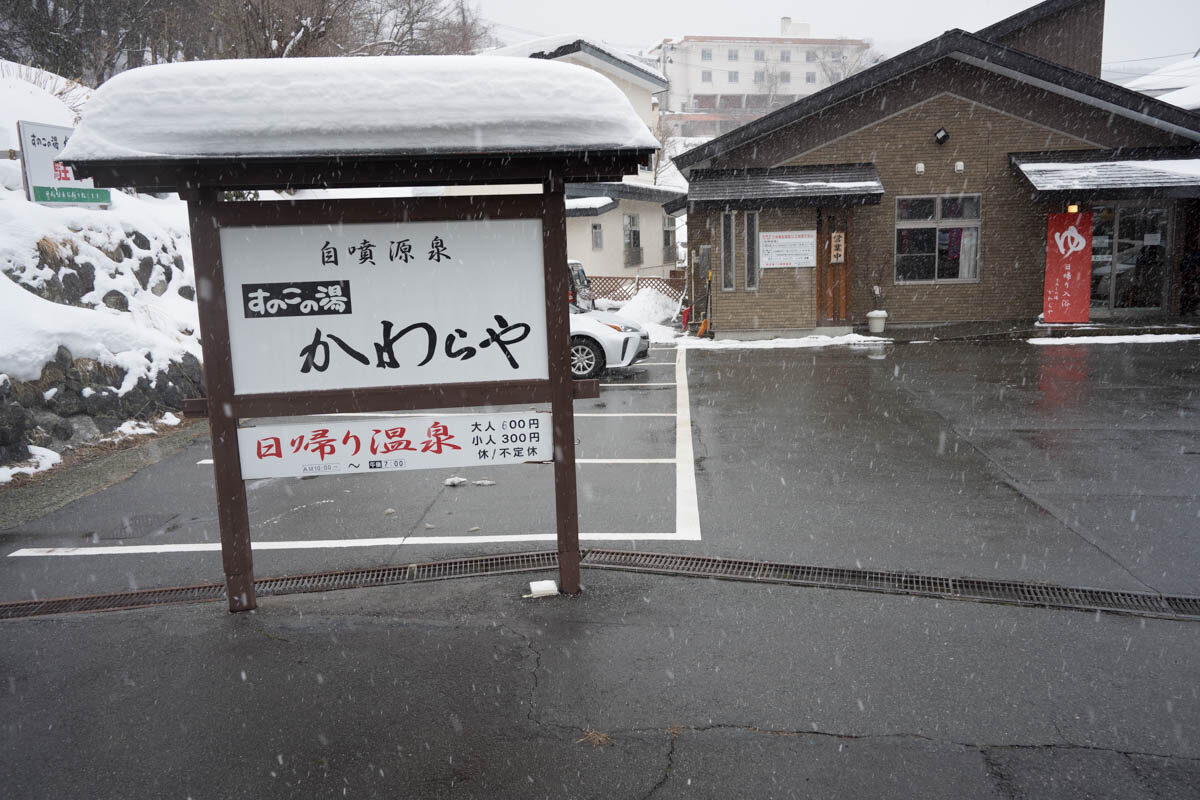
<box><xmin>568</xmin><ymin>304</ymin><xmax>650</xmax><ymax>379</ymax></box>
<box><xmin>567</xmin><ymin>259</ymin><xmax>596</xmax><ymax>311</ymax></box>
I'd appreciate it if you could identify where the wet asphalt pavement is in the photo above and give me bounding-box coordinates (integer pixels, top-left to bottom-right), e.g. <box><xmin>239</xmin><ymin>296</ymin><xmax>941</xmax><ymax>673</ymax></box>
<box><xmin>2</xmin><ymin>338</ymin><xmax>1199</xmax><ymax>797</ymax></box>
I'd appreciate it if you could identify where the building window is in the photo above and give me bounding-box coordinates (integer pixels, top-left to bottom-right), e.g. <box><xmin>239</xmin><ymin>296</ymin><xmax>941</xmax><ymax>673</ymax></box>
<box><xmin>624</xmin><ymin>214</ymin><xmax>642</xmax><ymax>267</ymax></box>
<box><xmin>663</xmin><ymin>216</ymin><xmax>676</xmax><ymax>264</ymax></box>
<box><xmin>780</xmin><ymin>50</ymin><xmax>791</xmax><ymax>62</ymax></box>
<box><xmin>754</xmin><ymin>49</ymin><xmax>766</xmax><ymax>61</ymax></box>
<box><xmin>806</xmin><ymin>50</ymin><xmax>817</xmax><ymax>62</ymax></box>
<box><xmin>701</xmin><ymin>48</ymin><xmax>712</xmax><ymax>61</ymax></box>
<box><xmin>744</xmin><ymin>212</ymin><xmax>759</xmax><ymax>289</ymax></box>
<box><xmin>806</xmin><ymin>72</ymin><xmax>816</xmax><ymax>83</ymax></box>
<box><xmin>728</xmin><ymin>71</ymin><xmax>739</xmax><ymax>83</ymax></box>
<box><xmin>721</xmin><ymin>212</ymin><xmax>735</xmax><ymax>290</ymax></box>
<box><xmin>592</xmin><ymin>223</ymin><xmax>603</xmax><ymax>250</ymax></box>
<box><xmin>895</xmin><ymin>195</ymin><xmax>981</xmax><ymax>282</ymax></box>
<box><xmin>701</xmin><ymin>70</ymin><xmax>712</xmax><ymax>82</ymax></box>
<box><xmin>830</xmin><ymin>50</ymin><xmax>842</xmax><ymax>61</ymax></box>
<box><xmin>728</xmin><ymin>48</ymin><xmax>739</xmax><ymax>61</ymax></box>
<box><xmin>780</xmin><ymin>71</ymin><xmax>791</xmax><ymax>83</ymax></box>
<box><xmin>754</xmin><ymin>71</ymin><xmax>765</xmax><ymax>83</ymax></box>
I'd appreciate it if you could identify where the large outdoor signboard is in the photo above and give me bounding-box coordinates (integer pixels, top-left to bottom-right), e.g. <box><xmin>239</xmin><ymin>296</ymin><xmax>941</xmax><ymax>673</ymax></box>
<box><xmin>219</xmin><ymin>218</ymin><xmax>548</xmax><ymax>394</ymax></box>
<box><xmin>15</xmin><ymin>121</ymin><xmax>111</xmax><ymax>207</ymax></box>
<box><xmin>760</xmin><ymin>230</ymin><xmax>817</xmax><ymax>268</ymax></box>
<box><xmin>1043</xmin><ymin>212</ymin><xmax>1093</xmax><ymax>324</ymax></box>
<box><xmin>238</xmin><ymin>411</ymin><xmax>552</xmax><ymax>479</ymax></box>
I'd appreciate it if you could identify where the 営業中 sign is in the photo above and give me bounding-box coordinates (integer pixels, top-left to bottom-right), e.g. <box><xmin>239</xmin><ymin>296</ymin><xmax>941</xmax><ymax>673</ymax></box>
<box><xmin>16</xmin><ymin>121</ymin><xmax>111</xmax><ymax>207</ymax></box>
<box><xmin>760</xmin><ymin>230</ymin><xmax>817</xmax><ymax>268</ymax></box>
<box><xmin>219</xmin><ymin>217</ymin><xmax>548</xmax><ymax>395</ymax></box>
<box><xmin>237</xmin><ymin>411</ymin><xmax>552</xmax><ymax>479</ymax></box>
<box><xmin>1043</xmin><ymin>212</ymin><xmax>1092</xmax><ymax>324</ymax></box>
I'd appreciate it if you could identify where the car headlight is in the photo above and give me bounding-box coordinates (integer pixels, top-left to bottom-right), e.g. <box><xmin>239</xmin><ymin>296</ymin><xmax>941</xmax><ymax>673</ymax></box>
<box><xmin>605</xmin><ymin>323</ymin><xmax>638</xmax><ymax>333</ymax></box>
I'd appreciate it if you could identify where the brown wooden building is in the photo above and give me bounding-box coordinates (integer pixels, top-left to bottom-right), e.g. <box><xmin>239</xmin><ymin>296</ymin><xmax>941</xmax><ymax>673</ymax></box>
<box><xmin>673</xmin><ymin>0</ymin><xmax>1200</xmax><ymax>335</ymax></box>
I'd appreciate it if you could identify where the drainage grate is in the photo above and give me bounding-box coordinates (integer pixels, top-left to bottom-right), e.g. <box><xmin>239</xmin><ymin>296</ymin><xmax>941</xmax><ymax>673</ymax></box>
<box><xmin>2</xmin><ymin>549</ymin><xmax>1197</xmax><ymax>622</ymax></box>
<box><xmin>582</xmin><ymin>550</ymin><xmax>1199</xmax><ymax>621</ymax></box>
<box><xmin>0</xmin><ymin>584</ymin><xmax>226</xmax><ymax>619</ymax></box>
<box><xmin>0</xmin><ymin>551</ymin><xmax>560</xmax><ymax>620</ymax></box>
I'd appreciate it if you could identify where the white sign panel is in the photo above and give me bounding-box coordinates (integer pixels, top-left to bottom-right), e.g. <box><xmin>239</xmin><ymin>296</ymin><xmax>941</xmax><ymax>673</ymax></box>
<box><xmin>760</xmin><ymin>230</ymin><xmax>817</xmax><ymax>268</ymax></box>
<box><xmin>238</xmin><ymin>412</ymin><xmax>552</xmax><ymax>479</ymax></box>
<box><xmin>16</xmin><ymin>121</ymin><xmax>111</xmax><ymax>206</ymax></box>
<box><xmin>219</xmin><ymin>218</ymin><xmax>547</xmax><ymax>395</ymax></box>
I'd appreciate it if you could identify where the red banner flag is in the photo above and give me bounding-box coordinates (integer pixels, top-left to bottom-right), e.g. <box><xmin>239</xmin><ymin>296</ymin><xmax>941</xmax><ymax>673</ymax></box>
<box><xmin>1043</xmin><ymin>212</ymin><xmax>1092</xmax><ymax>323</ymax></box>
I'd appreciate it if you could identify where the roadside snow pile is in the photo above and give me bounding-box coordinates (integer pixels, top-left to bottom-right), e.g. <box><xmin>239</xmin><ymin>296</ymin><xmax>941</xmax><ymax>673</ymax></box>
<box><xmin>678</xmin><ymin>334</ymin><xmax>890</xmax><ymax>349</ymax></box>
<box><xmin>1028</xmin><ymin>334</ymin><xmax>1200</xmax><ymax>345</ymax></box>
<box><xmin>615</xmin><ymin>287</ymin><xmax>681</xmax><ymax>343</ymax></box>
<box><xmin>617</xmin><ymin>287</ymin><xmax>678</xmax><ymax>326</ymax></box>
<box><xmin>60</xmin><ymin>56</ymin><xmax>659</xmax><ymax>161</ymax></box>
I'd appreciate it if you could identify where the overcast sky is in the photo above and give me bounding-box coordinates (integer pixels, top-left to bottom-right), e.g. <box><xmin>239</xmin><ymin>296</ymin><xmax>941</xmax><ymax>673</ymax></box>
<box><xmin>476</xmin><ymin>0</ymin><xmax>1199</xmax><ymax>79</ymax></box>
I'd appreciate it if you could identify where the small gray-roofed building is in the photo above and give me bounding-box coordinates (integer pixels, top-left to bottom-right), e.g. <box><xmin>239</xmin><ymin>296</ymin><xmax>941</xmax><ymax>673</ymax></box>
<box><xmin>671</xmin><ymin>0</ymin><xmax>1200</xmax><ymax>336</ymax></box>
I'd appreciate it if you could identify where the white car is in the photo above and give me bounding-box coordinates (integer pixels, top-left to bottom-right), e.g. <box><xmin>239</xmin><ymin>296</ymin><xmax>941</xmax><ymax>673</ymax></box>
<box><xmin>568</xmin><ymin>305</ymin><xmax>650</xmax><ymax>379</ymax></box>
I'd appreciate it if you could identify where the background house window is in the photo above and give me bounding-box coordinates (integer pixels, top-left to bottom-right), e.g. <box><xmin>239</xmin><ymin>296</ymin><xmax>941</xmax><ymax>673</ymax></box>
<box><xmin>806</xmin><ymin>50</ymin><xmax>817</xmax><ymax>62</ymax></box>
<box><xmin>728</xmin><ymin>71</ymin><xmax>739</xmax><ymax>83</ymax></box>
<box><xmin>623</xmin><ymin>214</ymin><xmax>642</xmax><ymax>267</ymax></box>
<box><xmin>780</xmin><ymin>71</ymin><xmax>791</xmax><ymax>83</ymax></box>
<box><xmin>701</xmin><ymin>48</ymin><xmax>712</xmax><ymax>61</ymax></box>
<box><xmin>780</xmin><ymin>50</ymin><xmax>791</xmax><ymax>62</ymax></box>
<box><xmin>806</xmin><ymin>72</ymin><xmax>816</xmax><ymax>83</ymax></box>
<box><xmin>754</xmin><ymin>49</ymin><xmax>766</xmax><ymax>61</ymax></box>
<box><xmin>895</xmin><ymin>195</ymin><xmax>981</xmax><ymax>282</ymax></box>
<box><xmin>728</xmin><ymin>49</ymin><xmax>739</xmax><ymax>61</ymax></box>
<box><xmin>721</xmin><ymin>212</ymin><xmax>735</xmax><ymax>290</ymax></box>
<box><xmin>591</xmin><ymin>223</ymin><xmax>603</xmax><ymax>250</ymax></box>
<box><xmin>744</xmin><ymin>212</ymin><xmax>759</xmax><ymax>289</ymax></box>
<box><xmin>663</xmin><ymin>216</ymin><xmax>676</xmax><ymax>264</ymax></box>
<box><xmin>754</xmin><ymin>71</ymin><xmax>765</xmax><ymax>83</ymax></box>
<box><xmin>701</xmin><ymin>70</ymin><xmax>712</xmax><ymax>82</ymax></box>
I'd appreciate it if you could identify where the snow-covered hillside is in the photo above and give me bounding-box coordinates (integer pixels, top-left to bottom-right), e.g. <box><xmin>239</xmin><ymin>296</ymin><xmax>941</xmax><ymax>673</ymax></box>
<box><xmin>1</xmin><ymin>76</ymin><xmax>202</xmax><ymax>476</ymax></box>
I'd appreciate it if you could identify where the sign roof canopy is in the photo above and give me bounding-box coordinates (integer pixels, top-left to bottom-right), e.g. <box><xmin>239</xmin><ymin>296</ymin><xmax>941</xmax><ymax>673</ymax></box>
<box><xmin>60</xmin><ymin>55</ymin><xmax>658</xmax><ymax>192</ymax></box>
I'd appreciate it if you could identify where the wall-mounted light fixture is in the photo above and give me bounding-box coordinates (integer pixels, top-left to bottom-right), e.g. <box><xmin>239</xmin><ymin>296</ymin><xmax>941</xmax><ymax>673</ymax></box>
<box><xmin>954</xmin><ymin>161</ymin><xmax>965</xmax><ymax>173</ymax></box>
<box><xmin>915</xmin><ymin>162</ymin><xmax>925</xmax><ymax>175</ymax></box>
<box><xmin>934</xmin><ymin>127</ymin><xmax>950</xmax><ymax>145</ymax></box>
<box><xmin>1067</xmin><ymin>203</ymin><xmax>1080</xmax><ymax>213</ymax></box>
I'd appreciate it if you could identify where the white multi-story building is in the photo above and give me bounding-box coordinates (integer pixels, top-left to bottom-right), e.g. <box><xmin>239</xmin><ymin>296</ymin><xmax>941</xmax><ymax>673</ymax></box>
<box><xmin>652</xmin><ymin>18</ymin><xmax>871</xmax><ymax>137</ymax></box>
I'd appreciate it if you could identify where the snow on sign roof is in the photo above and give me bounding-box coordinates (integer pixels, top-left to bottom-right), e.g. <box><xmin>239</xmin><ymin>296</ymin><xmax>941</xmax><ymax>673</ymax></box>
<box><xmin>59</xmin><ymin>55</ymin><xmax>658</xmax><ymax>163</ymax></box>
<box><xmin>1016</xmin><ymin>159</ymin><xmax>1200</xmax><ymax>191</ymax></box>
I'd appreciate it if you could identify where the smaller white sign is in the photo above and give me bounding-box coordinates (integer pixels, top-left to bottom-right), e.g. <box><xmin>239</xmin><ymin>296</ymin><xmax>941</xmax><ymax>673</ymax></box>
<box><xmin>237</xmin><ymin>412</ymin><xmax>552</xmax><ymax>479</ymax></box>
<box><xmin>1144</xmin><ymin>233</ymin><xmax>1162</xmax><ymax>246</ymax></box>
<box><xmin>16</xmin><ymin>121</ymin><xmax>111</xmax><ymax>207</ymax></box>
<box><xmin>760</xmin><ymin>230</ymin><xmax>817</xmax><ymax>268</ymax></box>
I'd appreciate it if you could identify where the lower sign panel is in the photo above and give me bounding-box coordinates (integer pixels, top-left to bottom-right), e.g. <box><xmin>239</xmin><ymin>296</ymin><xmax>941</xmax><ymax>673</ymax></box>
<box><xmin>237</xmin><ymin>412</ymin><xmax>553</xmax><ymax>479</ymax></box>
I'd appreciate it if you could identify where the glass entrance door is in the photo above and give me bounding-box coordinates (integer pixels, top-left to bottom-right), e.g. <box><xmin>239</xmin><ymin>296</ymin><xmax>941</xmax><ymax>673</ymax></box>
<box><xmin>1090</xmin><ymin>205</ymin><xmax>1169</xmax><ymax>313</ymax></box>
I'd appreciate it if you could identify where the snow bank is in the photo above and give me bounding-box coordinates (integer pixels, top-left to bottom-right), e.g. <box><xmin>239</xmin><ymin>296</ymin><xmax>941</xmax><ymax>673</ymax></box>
<box><xmin>0</xmin><ymin>75</ymin><xmax>75</xmax><ymax>151</ymax></box>
<box><xmin>1028</xmin><ymin>334</ymin><xmax>1200</xmax><ymax>346</ymax></box>
<box><xmin>617</xmin><ymin>287</ymin><xmax>678</xmax><ymax>326</ymax></box>
<box><xmin>0</xmin><ymin>269</ymin><xmax>199</xmax><ymax>389</ymax></box>
<box><xmin>61</xmin><ymin>56</ymin><xmax>659</xmax><ymax>162</ymax></box>
<box><xmin>678</xmin><ymin>334</ymin><xmax>890</xmax><ymax>349</ymax></box>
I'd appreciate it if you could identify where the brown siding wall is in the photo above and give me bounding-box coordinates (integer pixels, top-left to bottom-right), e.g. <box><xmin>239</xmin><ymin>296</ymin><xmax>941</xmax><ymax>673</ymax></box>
<box><xmin>782</xmin><ymin>93</ymin><xmax>1094</xmax><ymax>323</ymax></box>
<box><xmin>689</xmin><ymin>209</ymin><xmax>821</xmax><ymax>333</ymax></box>
<box><xmin>992</xmin><ymin>0</ymin><xmax>1105</xmax><ymax>77</ymax></box>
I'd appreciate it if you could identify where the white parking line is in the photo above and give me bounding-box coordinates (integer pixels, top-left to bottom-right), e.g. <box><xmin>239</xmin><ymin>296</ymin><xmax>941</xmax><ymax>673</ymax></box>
<box><xmin>11</xmin><ymin>350</ymin><xmax>703</xmax><ymax>558</ymax></box>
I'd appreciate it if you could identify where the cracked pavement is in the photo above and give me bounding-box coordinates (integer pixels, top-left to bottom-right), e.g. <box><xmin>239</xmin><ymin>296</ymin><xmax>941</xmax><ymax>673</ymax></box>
<box><xmin>3</xmin><ymin>568</ymin><xmax>1197</xmax><ymax>798</ymax></box>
